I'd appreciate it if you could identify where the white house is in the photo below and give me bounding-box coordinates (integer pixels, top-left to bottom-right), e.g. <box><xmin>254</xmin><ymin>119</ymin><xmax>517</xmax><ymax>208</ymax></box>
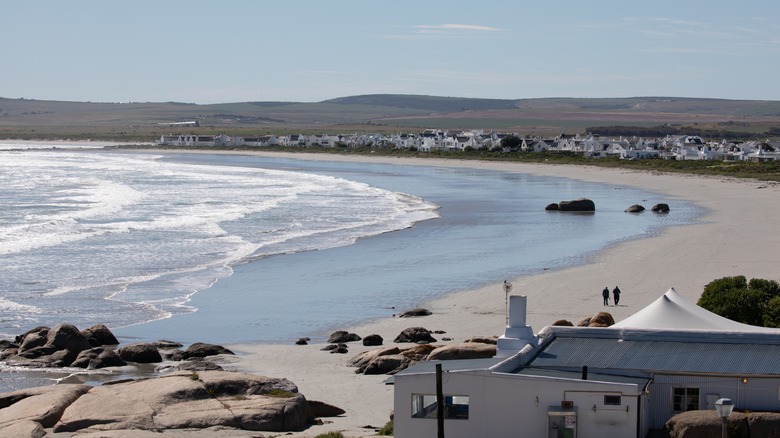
<box><xmin>393</xmin><ymin>289</ymin><xmax>780</xmax><ymax>438</ymax></box>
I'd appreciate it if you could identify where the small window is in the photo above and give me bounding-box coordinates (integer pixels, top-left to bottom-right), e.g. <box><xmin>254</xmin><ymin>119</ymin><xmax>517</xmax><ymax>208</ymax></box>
<box><xmin>604</xmin><ymin>395</ymin><xmax>622</xmax><ymax>406</ymax></box>
<box><xmin>411</xmin><ymin>394</ymin><xmax>469</xmax><ymax>420</ymax></box>
<box><xmin>673</xmin><ymin>387</ymin><xmax>700</xmax><ymax>412</ymax></box>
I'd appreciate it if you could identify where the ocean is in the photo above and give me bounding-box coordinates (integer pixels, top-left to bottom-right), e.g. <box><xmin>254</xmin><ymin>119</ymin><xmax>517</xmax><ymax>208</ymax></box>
<box><xmin>0</xmin><ymin>144</ymin><xmax>702</xmax><ymax>390</ymax></box>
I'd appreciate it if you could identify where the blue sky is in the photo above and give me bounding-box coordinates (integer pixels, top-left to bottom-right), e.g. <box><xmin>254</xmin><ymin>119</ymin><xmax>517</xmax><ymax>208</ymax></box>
<box><xmin>2</xmin><ymin>1</ymin><xmax>779</xmax><ymax>103</ymax></box>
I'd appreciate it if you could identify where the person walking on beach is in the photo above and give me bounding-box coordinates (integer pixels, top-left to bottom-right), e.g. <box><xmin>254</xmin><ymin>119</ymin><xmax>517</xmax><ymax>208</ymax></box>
<box><xmin>613</xmin><ymin>286</ymin><xmax>621</xmax><ymax>306</ymax></box>
<box><xmin>602</xmin><ymin>287</ymin><xmax>610</xmax><ymax>306</ymax></box>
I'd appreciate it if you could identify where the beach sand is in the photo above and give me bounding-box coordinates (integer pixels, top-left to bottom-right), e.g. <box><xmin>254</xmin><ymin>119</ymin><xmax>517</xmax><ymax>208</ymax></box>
<box><xmin>54</xmin><ymin>149</ymin><xmax>779</xmax><ymax>437</ymax></box>
<box><xmin>173</xmin><ymin>151</ymin><xmax>778</xmax><ymax>437</ymax></box>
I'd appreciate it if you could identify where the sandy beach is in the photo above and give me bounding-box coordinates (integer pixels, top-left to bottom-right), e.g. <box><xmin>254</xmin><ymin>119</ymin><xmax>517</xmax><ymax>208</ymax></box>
<box><xmin>164</xmin><ymin>151</ymin><xmax>777</xmax><ymax>437</ymax></box>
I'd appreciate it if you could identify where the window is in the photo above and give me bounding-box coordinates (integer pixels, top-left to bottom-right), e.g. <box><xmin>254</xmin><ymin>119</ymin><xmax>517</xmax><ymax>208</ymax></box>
<box><xmin>411</xmin><ymin>394</ymin><xmax>469</xmax><ymax>420</ymax></box>
<box><xmin>604</xmin><ymin>395</ymin><xmax>622</xmax><ymax>406</ymax></box>
<box><xmin>673</xmin><ymin>387</ymin><xmax>700</xmax><ymax>412</ymax></box>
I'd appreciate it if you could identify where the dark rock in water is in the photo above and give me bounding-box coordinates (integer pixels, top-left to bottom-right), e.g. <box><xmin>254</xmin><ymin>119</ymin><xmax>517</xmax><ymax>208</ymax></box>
<box><xmin>70</xmin><ymin>347</ymin><xmax>127</xmax><ymax>369</ymax></box>
<box><xmin>398</xmin><ymin>308</ymin><xmax>432</xmax><ymax>318</ymax></box>
<box><xmin>362</xmin><ymin>334</ymin><xmax>383</xmax><ymax>346</ymax></box>
<box><xmin>321</xmin><ymin>344</ymin><xmax>339</xmax><ymax>351</ymax></box>
<box><xmin>295</xmin><ymin>338</ymin><xmax>309</xmax><ymax>345</ymax></box>
<box><xmin>558</xmin><ymin>198</ymin><xmax>595</xmax><ymax>212</ymax></box>
<box><xmin>46</xmin><ymin>323</ymin><xmax>92</xmax><ymax>354</ymax></box>
<box><xmin>118</xmin><ymin>343</ymin><xmax>163</xmax><ymax>363</ymax></box>
<box><xmin>625</xmin><ymin>204</ymin><xmax>645</xmax><ymax>213</ymax></box>
<box><xmin>80</xmin><ymin>324</ymin><xmax>119</xmax><ymax>346</ymax></box>
<box><xmin>393</xmin><ymin>327</ymin><xmax>437</xmax><ymax>344</ymax></box>
<box><xmin>152</xmin><ymin>339</ymin><xmax>184</xmax><ymax>349</ymax></box>
<box><xmin>18</xmin><ymin>329</ymin><xmax>48</xmax><ymax>353</ymax></box>
<box><xmin>7</xmin><ymin>345</ymin><xmax>79</xmax><ymax>368</ymax></box>
<box><xmin>545</xmin><ymin>203</ymin><xmax>559</xmax><ymax>211</ymax></box>
<box><xmin>433</xmin><ymin>330</ymin><xmax>446</xmax><ymax>334</ymax></box>
<box><xmin>15</xmin><ymin>326</ymin><xmax>49</xmax><ymax>345</ymax></box>
<box><xmin>327</xmin><ymin>330</ymin><xmax>362</xmax><ymax>343</ymax></box>
<box><xmin>552</xmin><ymin>319</ymin><xmax>574</xmax><ymax>326</ymax></box>
<box><xmin>652</xmin><ymin>203</ymin><xmax>670</xmax><ymax>213</ymax></box>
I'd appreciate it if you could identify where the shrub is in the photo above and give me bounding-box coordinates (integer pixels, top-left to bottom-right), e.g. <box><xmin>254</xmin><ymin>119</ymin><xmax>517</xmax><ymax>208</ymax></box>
<box><xmin>698</xmin><ymin>276</ymin><xmax>780</xmax><ymax>327</ymax></box>
<box><xmin>377</xmin><ymin>420</ymin><xmax>394</xmax><ymax>435</ymax></box>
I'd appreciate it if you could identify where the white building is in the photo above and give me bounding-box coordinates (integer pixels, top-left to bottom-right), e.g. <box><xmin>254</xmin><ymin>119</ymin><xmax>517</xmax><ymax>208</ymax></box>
<box><xmin>393</xmin><ymin>289</ymin><xmax>780</xmax><ymax>438</ymax></box>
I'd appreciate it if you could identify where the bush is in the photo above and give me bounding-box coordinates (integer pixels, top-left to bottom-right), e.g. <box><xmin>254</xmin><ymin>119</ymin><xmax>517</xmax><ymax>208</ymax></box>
<box><xmin>314</xmin><ymin>433</ymin><xmax>344</xmax><ymax>438</ymax></box>
<box><xmin>377</xmin><ymin>420</ymin><xmax>394</xmax><ymax>435</ymax></box>
<box><xmin>697</xmin><ymin>276</ymin><xmax>780</xmax><ymax>327</ymax></box>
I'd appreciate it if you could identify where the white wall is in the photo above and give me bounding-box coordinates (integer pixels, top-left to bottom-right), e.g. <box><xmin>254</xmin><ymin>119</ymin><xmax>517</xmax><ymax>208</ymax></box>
<box><xmin>394</xmin><ymin>370</ymin><xmax>641</xmax><ymax>438</ymax></box>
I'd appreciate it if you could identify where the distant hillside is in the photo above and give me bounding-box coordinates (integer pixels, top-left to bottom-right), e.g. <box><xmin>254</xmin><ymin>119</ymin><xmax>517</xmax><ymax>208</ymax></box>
<box><xmin>323</xmin><ymin>94</ymin><xmax>518</xmax><ymax>112</ymax></box>
<box><xmin>1</xmin><ymin>95</ymin><xmax>779</xmax><ymax>140</ymax></box>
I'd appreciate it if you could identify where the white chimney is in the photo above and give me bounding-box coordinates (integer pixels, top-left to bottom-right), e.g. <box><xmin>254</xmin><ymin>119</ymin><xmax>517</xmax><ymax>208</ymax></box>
<box><xmin>496</xmin><ymin>295</ymin><xmax>537</xmax><ymax>358</ymax></box>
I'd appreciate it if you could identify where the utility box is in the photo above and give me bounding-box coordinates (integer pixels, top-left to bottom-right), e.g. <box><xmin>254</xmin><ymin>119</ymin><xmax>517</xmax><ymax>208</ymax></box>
<box><xmin>548</xmin><ymin>404</ymin><xmax>577</xmax><ymax>438</ymax></box>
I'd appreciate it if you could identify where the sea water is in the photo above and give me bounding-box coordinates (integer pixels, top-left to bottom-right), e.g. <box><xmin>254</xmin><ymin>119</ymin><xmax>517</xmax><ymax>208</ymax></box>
<box><xmin>0</xmin><ymin>145</ymin><xmax>702</xmax><ymax>390</ymax></box>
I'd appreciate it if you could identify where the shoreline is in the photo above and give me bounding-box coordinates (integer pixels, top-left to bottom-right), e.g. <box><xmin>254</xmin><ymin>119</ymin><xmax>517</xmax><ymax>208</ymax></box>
<box><xmin>149</xmin><ymin>150</ymin><xmax>779</xmax><ymax>437</ymax></box>
<box><xmin>6</xmin><ymin>146</ymin><xmax>779</xmax><ymax>436</ymax></box>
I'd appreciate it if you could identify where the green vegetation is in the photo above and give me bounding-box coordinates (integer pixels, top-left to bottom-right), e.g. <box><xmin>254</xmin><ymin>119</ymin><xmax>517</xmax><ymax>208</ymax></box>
<box><xmin>697</xmin><ymin>276</ymin><xmax>780</xmax><ymax>327</ymax></box>
<box><xmin>313</xmin><ymin>432</ymin><xmax>345</xmax><ymax>438</ymax></box>
<box><xmin>377</xmin><ymin>420</ymin><xmax>394</xmax><ymax>435</ymax></box>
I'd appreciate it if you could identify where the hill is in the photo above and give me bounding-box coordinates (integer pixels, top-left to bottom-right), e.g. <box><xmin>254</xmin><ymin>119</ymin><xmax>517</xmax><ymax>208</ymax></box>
<box><xmin>1</xmin><ymin>94</ymin><xmax>779</xmax><ymax>141</ymax></box>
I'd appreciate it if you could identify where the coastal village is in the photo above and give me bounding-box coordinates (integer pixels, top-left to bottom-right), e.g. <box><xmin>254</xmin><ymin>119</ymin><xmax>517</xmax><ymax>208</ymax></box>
<box><xmin>156</xmin><ymin>129</ymin><xmax>780</xmax><ymax>162</ymax></box>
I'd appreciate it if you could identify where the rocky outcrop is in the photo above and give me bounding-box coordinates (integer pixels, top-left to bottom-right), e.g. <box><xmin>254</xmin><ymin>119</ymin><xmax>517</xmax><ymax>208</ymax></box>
<box><xmin>327</xmin><ymin>331</ymin><xmax>362</xmax><ymax>344</ymax></box>
<box><xmin>80</xmin><ymin>324</ymin><xmax>119</xmax><ymax>346</ymax></box>
<box><xmin>70</xmin><ymin>347</ymin><xmax>127</xmax><ymax>369</ymax></box>
<box><xmin>652</xmin><ymin>203</ymin><xmax>670</xmax><ymax>213</ymax></box>
<box><xmin>398</xmin><ymin>308</ymin><xmax>432</xmax><ymax>317</ymax></box>
<box><xmin>576</xmin><ymin>312</ymin><xmax>615</xmax><ymax>327</ymax></box>
<box><xmin>118</xmin><ymin>343</ymin><xmax>163</xmax><ymax>363</ymax></box>
<box><xmin>558</xmin><ymin>198</ymin><xmax>595</xmax><ymax>212</ymax></box>
<box><xmin>0</xmin><ymin>371</ymin><xmax>333</xmax><ymax>435</ymax></box>
<box><xmin>393</xmin><ymin>327</ymin><xmax>437</xmax><ymax>343</ymax></box>
<box><xmin>666</xmin><ymin>410</ymin><xmax>748</xmax><ymax>438</ymax></box>
<box><xmin>426</xmin><ymin>343</ymin><xmax>496</xmax><ymax>361</ymax></box>
<box><xmin>545</xmin><ymin>203</ymin><xmax>559</xmax><ymax>211</ymax></box>
<box><xmin>625</xmin><ymin>204</ymin><xmax>645</xmax><ymax>213</ymax></box>
<box><xmin>588</xmin><ymin>312</ymin><xmax>615</xmax><ymax>327</ymax></box>
<box><xmin>0</xmin><ymin>384</ymin><xmax>91</xmax><ymax>431</ymax></box>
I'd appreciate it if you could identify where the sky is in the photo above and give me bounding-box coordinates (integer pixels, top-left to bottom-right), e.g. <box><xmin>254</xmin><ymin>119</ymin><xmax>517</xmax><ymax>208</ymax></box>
<box><xmin>2</xmin><ymin>1</ymin><xmax>779</xmax><ymax>104</ymax></box>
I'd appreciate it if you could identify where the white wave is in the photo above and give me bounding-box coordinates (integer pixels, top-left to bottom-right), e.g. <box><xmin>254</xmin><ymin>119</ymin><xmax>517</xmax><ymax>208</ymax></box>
<box><xmin>0</xmin><ymin>297</ymin><xmax>41</xmax><ymax>314</ymax></box>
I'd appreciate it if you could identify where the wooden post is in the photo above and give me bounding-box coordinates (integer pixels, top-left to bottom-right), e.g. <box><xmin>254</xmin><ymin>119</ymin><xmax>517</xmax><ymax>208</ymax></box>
<box><xmin>436</xmin><ymin>363</ymin><xmax>445</xmax><ymax>438</ymax></box>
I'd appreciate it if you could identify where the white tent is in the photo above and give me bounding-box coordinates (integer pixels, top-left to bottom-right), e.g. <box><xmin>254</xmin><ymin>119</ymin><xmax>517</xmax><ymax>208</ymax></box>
<box><xmin>612</xmin><ymin>287</ymin><xmax>780</xmax><ymax>333</ymax></box>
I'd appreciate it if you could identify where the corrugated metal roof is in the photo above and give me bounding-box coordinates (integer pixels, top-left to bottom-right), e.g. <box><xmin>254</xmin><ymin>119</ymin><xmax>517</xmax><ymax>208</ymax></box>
<box><xmin>528</xmin><ymin>337</ymin><xmax>780</xmax><ymax>375</ymax></box>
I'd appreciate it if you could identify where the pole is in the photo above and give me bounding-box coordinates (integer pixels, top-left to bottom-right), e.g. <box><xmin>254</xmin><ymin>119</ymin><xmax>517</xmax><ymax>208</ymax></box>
<box><xmin>436</xmin><ymin>363</ymin><xmax>445</xmax><ymax>438</ymax></box>
<box><xmin>721</xmin><ymin>416</ymin><xmax>727</xmax><ymax>438</ymax></box>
